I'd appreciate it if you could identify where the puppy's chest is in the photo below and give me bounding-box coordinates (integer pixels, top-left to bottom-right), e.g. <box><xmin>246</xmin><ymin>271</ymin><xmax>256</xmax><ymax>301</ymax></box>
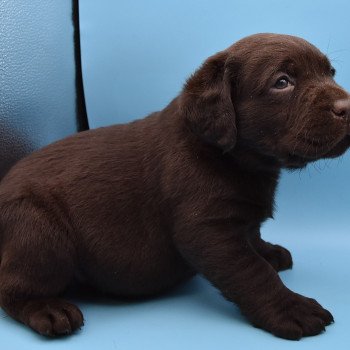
<box><xmin>228</xmin><ymin>173</ymin><xmax>278</xmax><ymax>222</ymax></box>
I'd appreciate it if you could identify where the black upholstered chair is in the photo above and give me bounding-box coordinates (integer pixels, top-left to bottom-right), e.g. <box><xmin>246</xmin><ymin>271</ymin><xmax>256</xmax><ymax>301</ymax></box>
<box><xmin>0</xmin><ymin>0</ymin><xmax>88</xmax><ymax>178</ymax></box>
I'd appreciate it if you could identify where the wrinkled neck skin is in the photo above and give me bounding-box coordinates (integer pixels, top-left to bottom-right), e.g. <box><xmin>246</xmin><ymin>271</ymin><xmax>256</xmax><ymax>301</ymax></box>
<box><xmin>227</xmin><ymin>143</ymin><xmax>282</xmax><ymax>221</ymax></box>
<box><xmin>194</xmin><ymin>140</ymin><xmax>282</xmax><ymax>222</ymax></box>
<box><xmin>228</xmin><ymin>142</ymin><xmax>282</xmax><ymax>175</ymax></box>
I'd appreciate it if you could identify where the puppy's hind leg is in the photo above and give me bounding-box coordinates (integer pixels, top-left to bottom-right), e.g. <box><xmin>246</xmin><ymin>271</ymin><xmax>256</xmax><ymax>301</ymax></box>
<box><xmin>0</xmin><ymin>199</ymin><xmax>83</xmax><ymax>337</ymax></box>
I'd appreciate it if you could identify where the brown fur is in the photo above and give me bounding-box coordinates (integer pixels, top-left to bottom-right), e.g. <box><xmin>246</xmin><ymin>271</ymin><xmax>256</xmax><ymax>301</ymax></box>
<box><xmin>0</xmin><ymin>33</ymin><xmax>349</xmax><ymax>340</ymax></box>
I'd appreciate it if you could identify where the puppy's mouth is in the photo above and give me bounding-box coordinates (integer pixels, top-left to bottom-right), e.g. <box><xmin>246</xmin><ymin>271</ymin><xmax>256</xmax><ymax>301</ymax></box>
<box><xmin>283</xmin><ymin>134</ymin><xmax>350</xmax><ymax>169</ymax></box>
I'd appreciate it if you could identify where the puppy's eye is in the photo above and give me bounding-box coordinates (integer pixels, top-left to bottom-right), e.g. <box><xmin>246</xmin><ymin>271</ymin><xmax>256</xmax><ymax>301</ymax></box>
<box><xmin>274</xmin><ymin>76</ymin><xmax>291</xmax><ymax>89</ymax></box>
<box><xmin>330</xmin><ymin>67</ymin><xmax>336</xmax><ymax>77</ymax></box>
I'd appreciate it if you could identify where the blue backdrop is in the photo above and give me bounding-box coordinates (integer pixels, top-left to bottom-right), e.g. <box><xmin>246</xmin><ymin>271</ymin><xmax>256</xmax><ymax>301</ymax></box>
<box><xmin>1</xmin><ymin>0</ymin><xmax>349</xmax><ymax>349</ymax></box>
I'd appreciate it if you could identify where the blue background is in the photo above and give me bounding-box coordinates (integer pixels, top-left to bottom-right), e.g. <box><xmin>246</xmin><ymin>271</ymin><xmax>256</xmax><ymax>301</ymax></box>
<box><xmin>1</xmin><ymin>0</ymin><xmax>350</xmax><ymax>349</ymax></box>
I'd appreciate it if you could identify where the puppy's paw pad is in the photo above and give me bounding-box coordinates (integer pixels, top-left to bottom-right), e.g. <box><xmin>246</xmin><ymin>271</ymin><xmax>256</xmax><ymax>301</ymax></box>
<box><xmin>24</xmin><ymin>299</ymin><xmax>84</xmax><ymax>337</ymax></box>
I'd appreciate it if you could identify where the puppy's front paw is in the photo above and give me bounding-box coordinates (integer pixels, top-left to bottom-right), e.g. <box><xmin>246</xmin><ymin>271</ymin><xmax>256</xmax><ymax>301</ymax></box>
<box><xmin>261</xmin><ymin>243</ymin><xmax>293</xmax><ymax>272</ymax></box>
<box><xmin>22</xmin><ymin>298</ymin><xmax>84</xmax><ymax>337</ymax></box>
<box><xmin>246</xmin><ymin>291</ymin><xmax>334</xmax><ymax>340</ymax></box>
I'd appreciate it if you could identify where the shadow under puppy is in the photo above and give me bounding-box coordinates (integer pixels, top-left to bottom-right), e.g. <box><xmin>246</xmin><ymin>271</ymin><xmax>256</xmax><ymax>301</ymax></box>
<box><xmin>0</xmin><ymin>33</ymin><xmax>349</xmax><ymax>340</ymax></box>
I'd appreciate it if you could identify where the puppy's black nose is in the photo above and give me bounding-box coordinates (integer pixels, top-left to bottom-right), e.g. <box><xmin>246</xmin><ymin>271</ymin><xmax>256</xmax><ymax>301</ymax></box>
<box><xmin>332</xmin><ymin>98</ymin><xmax>350</xmax><ymax>119</ymax></box>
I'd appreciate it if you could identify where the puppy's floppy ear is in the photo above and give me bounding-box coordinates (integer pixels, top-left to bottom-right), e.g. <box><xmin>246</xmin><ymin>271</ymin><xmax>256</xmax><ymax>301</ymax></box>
<box><xmin>179</xmin><ymin>50</ymin><xmax>237</xmax><ymax>152</ymax></box>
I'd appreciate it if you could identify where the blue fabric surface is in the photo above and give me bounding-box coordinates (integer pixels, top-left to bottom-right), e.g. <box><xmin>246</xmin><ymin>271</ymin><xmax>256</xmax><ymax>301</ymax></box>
<box><xmin>1</xmin><ymin>0</ymin><xmax>350</xmax><ymax>349</ymax></box>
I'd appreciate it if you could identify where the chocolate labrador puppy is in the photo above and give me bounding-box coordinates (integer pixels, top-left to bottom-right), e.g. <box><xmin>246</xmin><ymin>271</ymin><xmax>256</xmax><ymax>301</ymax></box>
<box><xmin>0</xmin><ymin>33</ymin><xmax>349</xmax><ymax>340</ymax></box>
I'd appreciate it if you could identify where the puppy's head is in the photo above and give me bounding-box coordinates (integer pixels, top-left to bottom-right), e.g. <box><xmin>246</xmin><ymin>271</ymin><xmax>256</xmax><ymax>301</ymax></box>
<box><xmin>180</xmin><ymin>33</ymin><xmax>350</xmax><ymax>169</ymax></box>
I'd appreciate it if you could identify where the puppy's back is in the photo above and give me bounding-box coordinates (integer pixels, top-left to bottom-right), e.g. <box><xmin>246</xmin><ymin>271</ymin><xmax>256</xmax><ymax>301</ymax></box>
<box><xmin>0</xmin><ymin>112</ymin><xmax>164</xmax><ymax>200</ymax></box>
